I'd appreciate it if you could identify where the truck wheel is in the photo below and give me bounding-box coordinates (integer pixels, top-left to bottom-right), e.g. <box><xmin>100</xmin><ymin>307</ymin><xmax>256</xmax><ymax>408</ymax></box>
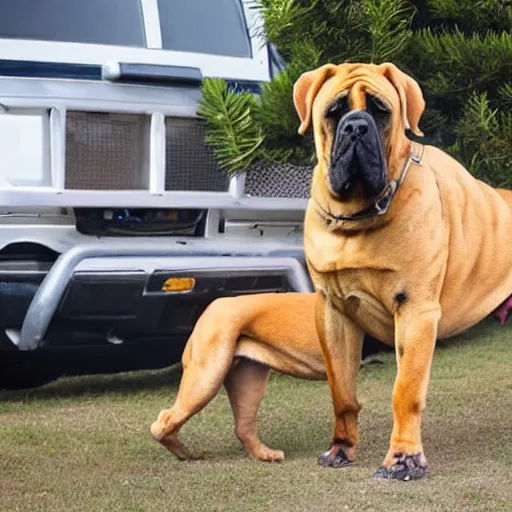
<box><xmin>0</xmin><ymin>354</ymin><xmax>59</xmax><ymax>390</ymax></box>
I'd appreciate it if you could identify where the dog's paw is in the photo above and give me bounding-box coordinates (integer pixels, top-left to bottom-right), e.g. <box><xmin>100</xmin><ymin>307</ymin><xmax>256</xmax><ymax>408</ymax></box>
<box><xmin>150</xmin><ymin>419</ymin><xmax>165</xmax><ymax>441</ymax></box>
<box><xmin>374</xmin><ymin>453</ymin><xmax>428</xmax><ymax>481</ymax></box>
<box><xmin>317</xmin><ymin>446</ymin><xmax>353</xmax><ymax>469</ymax></box>
<box><xmin>257</xmin><ymin>448</ymin><xmax>285</xmax><ymax>463</ymax></box>
<box><xmin>246</xmin><ymin>443</ymin><xmax>285</xmax><ymax>462</ymax></box>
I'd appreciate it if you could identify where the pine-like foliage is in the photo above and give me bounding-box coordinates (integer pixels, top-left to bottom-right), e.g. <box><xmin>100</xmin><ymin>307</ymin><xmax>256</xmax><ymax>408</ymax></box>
<box><xmin>198</xmin><ymin>1</ymin><xmax>512</xmax><ymax>187</ymax></box>
<box><xmin>197</xmin><ymin>78</ymin><xmax>263</xmax><ymax>174</ymax></box>
<box><xmin>254</xmin><ymin>42</ymin><xmax>321</xmax><ymax>165</ymax></box>
<box><xmin>257</xmin><ymin>0</ymin><xmax>414</xmax><ymax>64</ymax></box>
<box><xmin>454</xmin><ymin>92</ymin><xmax>512</xmax><ymax>188</ymax></box>
<box><xmin>405</xmin><ymin>1</ymin><xmax>512</xmax><ymax>182</ymax></box>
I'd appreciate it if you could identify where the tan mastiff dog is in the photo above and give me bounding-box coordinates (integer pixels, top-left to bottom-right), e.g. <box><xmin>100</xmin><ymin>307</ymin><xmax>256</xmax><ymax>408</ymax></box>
<box><xmin>294</xmin><ymin>62</ymin><xmax>512</xmax><ymax>480</ymax></box>
<box><xmin>149</xmin><ymin>291</ymin><xmax>509</xmax><ymax>463</ymax></box>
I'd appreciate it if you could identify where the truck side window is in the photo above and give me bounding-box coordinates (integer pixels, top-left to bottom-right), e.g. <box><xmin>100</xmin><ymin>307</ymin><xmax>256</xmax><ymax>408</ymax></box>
<box><xmin>158</xmin><ymin>0</ymin><xmax>251</xmax><ymax>58</ymax></box>
<box><xmin>0</xmin><ymin>0</ymin><xmax>146</xmax><ymax>47</ymax></box>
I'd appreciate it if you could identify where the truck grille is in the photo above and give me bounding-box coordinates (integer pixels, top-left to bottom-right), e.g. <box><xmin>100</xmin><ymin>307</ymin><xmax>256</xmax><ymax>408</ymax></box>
<box><xmin>165</xmin><ymin>118</ymin><xmax>229</xmax><ymax>192</ymax></box>
<box><xmin>64</xmin><ymin>111</ymin><xmax>229</xmax><ymax>192</ymax></box>
<box><xmin>65</xmin><ymin>111</ymin><xmax>148</xmax><ymax>190</ymax></box>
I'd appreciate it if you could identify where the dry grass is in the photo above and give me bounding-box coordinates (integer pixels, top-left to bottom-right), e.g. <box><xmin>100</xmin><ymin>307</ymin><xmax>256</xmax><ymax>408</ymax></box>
<box><xmin>0</xmin><ymin>319</ymin><xmax>511</xmax><ymax>512</ymax></box>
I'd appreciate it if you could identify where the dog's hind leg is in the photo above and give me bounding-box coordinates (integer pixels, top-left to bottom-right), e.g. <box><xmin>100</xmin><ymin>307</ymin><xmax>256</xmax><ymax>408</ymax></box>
<box><xmin>149</xmin><ymin>352</ymin><xmax>225</xmax><ymax>460</ymax></box>
<box><xmin>150</xmin><ymin>370</ymin><xmax>209</xmax><ymax>460</ymax></box>
<box><xmin>224</xmin><ymin>357</ymin><xmax>284</xmax><ymax>462</ymax></box>
<box><xmin>150</xmin><ymin>300</ymin><xmax>241</xmax><ymax>460</ymax></box>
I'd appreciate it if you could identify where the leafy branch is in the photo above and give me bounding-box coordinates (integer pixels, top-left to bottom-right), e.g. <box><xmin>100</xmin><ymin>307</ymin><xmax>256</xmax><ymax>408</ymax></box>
<box><xmin>197</xmin><ymin>79</ymin><xmax>264</xmax><ymax>175</ymax></box>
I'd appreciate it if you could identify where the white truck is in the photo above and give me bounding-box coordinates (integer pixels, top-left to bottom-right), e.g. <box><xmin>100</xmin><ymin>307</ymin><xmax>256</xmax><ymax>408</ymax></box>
<box><xmin>0</xmin><ymin>0</ymin><xmax>316</xmax><ymax>388</ymax></box>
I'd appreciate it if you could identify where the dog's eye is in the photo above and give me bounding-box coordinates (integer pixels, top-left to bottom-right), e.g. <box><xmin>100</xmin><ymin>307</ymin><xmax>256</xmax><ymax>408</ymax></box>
<box><xmin>326</xmin><ymin>97</ymin><xmax>349</xmax><ymax>121</ymax></box>
<box><xmin>367</xmin><ymin>95</ymin><xmax>390</xmax><ymax>115</ymax></box>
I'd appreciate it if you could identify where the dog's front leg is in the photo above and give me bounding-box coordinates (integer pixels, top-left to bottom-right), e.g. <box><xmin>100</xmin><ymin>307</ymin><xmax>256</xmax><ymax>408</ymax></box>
<box><xmin>316</xmin><ymin>291</ymin><xmax>364</xmax><ymax>468</ymax></box>
<box><xmin>375</xmin><ymin>304</ymin><xmax>441</xmax><ymax>481</ymax></box>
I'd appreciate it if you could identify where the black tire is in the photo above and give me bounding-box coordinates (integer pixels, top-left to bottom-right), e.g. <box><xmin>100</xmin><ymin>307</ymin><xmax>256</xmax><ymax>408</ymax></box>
<box><xmin>0</xmin><ymin>353</ymin><xmax>59</xmax><ymax>390</ymax></box>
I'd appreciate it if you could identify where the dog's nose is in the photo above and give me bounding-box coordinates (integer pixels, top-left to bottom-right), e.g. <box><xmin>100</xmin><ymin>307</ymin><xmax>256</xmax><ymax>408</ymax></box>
<box><xmin>343</xmin><ymin>118</ymin><xmax>369</xmax><ymax>138</ymax></box>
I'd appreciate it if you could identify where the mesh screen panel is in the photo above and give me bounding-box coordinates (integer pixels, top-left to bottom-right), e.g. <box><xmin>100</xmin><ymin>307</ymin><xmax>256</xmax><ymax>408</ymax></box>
<box><xmin>165</xmin><ymin>118</ymin><xmax>229</xmax><ymax>192</ymax></box>
<box><xmin>65</xmin><ymin>111</ymin><xmax>147</xmax><ymax>190</ymax></box>
<box><xmin>244</xmin><ymin>163</ymin><xmax>313</xmax><ymax>198</ymax></box>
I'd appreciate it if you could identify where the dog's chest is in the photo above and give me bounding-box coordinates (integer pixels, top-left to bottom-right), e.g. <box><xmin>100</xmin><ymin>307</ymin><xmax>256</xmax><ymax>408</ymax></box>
<box><xmin>319</xmin><ymin>270</ymin><xmax>395</xmax><ymax>340</ymax></box>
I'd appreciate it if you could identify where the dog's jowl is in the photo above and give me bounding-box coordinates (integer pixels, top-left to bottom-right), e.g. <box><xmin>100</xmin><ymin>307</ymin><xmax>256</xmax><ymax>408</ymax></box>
<box><xmin>294</xmin><ymin>62</ymin><xmax>512</xmax><ymax>480</ymax></box>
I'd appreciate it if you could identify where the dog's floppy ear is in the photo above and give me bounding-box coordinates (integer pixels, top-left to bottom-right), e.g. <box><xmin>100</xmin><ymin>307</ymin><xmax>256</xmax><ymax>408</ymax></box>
<box><xmin>379</xmin><ymin>63</ymin><xmax>425</xmax><ymax>136</ymax></box>
<box><xmin>293</xmin><ymin>64</ymin><xmax>338</xmax><ymax>135</ymax></box>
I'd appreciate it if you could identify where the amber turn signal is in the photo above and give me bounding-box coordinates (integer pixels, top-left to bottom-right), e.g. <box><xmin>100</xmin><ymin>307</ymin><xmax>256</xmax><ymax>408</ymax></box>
<box><xmin>162</xmin><ymin>277</ymin><xmax>196</xmax><ymax>292</ymax></box>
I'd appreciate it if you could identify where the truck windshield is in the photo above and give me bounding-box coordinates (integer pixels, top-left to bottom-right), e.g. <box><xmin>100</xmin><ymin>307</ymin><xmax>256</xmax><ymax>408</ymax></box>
<box><xmin>0</xmin><ymin>0</ymin><xmax>146</xmax><ymax>47</ymax></box>
<box><xmin>158</xmin><ymin>0</ymin><xmax>251</xmax><ymax>58</ymax></box>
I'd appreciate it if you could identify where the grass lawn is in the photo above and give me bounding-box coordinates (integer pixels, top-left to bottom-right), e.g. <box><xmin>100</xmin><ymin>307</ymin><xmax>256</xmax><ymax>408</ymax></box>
<box><xmin>0</xmin><ymin>319</ymin><xmax>511</xmax><ymax>512</ymax></box>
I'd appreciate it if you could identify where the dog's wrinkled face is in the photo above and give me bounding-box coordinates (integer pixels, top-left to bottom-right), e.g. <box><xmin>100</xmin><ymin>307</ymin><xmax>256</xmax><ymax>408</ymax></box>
<box><xmin>294</xmin><ymin>62</ymin><xmax>425</xmax><ymax>214</ymax></box>
<box><xmin>327</xmin><ymin>95</ymin><xmax>390</xmax><ymax>199</ymax></box>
